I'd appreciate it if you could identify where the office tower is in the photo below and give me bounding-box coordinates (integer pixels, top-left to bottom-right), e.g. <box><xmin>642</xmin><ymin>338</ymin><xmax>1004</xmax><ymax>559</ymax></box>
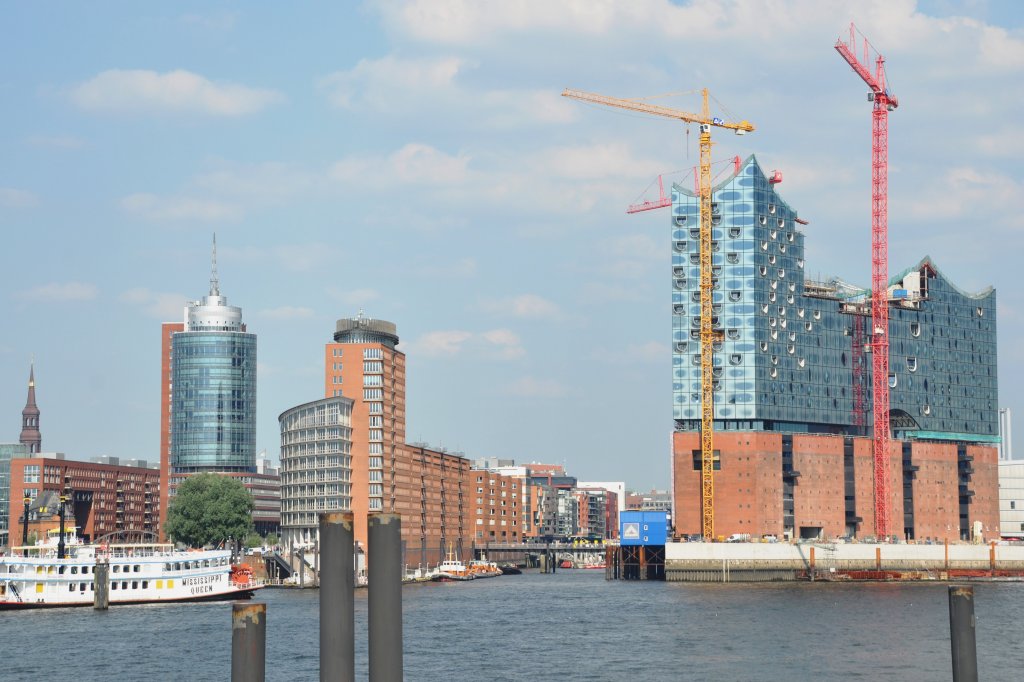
<box><xmin>159</xmin><ymin>239</ymin><xmax>258</xmax><ymax>535</ymax></box>
<box><xmin>324</xmin><ymin>313</ymin><xmax>468</xmax><ymax>564</ymax></box>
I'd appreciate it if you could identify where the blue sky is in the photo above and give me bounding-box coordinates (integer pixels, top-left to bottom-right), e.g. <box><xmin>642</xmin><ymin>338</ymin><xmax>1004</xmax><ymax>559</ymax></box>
<box><xmin>1</xmin><ymin>1</ymin><xmax>1021</xmax><ymax>489</ymax></box>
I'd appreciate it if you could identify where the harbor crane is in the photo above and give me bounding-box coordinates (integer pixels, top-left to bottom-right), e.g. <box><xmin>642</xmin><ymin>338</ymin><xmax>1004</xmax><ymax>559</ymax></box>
<box><xmin>835</xmin><ymin>23</ymin><xmax>899</xmax><ymax>539</ymax></box>
<box><xmin>562</xmin><ymin>88</ymin><xmax>754</xmax><ymax>540</ymax></box>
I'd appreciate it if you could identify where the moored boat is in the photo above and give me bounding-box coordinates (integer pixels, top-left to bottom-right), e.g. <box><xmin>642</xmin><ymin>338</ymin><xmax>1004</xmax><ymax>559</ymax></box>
<box><xmin>467</xmin><ymin>558</ymin><xmax>502</xmax><ymax>578</ymax></box>
<box><xmin>432</xmin><ymin>547</ymin><xmax>475</xmax><ymax>582</ymax></box>
<box><xmin>0</xmin><ymin>529</ymin><xmax>261</xmax><ymax>609</ymax></box>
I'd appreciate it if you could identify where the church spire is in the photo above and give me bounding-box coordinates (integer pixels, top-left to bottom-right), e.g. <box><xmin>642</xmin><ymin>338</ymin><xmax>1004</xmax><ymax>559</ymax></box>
<box><xmin>210</xmin><ymin>232</ymin><xmax>220</xmax><ymax>297</ymax></box>
<box><xmin>20</xmin><ymin>360</ymin><xmax>41</xmax><ymax>454</ymax></box>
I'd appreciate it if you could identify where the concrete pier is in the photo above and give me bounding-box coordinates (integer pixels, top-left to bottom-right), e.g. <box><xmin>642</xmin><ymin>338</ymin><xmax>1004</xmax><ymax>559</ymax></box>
<box><xmin>663</xmin><ymin>541</ymin><xmax>1024</xmax><ymax>582</ymax></box>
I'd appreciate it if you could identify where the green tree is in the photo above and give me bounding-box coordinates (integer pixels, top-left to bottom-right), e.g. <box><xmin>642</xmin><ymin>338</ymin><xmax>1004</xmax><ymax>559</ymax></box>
<box><xmin>165</xmin><ymin>473</ymin><xmax>254</xmax><ymax>548</ymax></box>
<box><xmin>266</xmin><ymin>532</ymin><xmax>279</xmax><ymax>546</ymax></box>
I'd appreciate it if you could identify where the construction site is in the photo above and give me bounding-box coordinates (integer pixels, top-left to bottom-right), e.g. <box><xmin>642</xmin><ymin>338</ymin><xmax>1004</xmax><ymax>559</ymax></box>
<box><xmin>567</xmin><ymin>22</ymin><xmax>1001</xmax><ymax>569</ymax></box>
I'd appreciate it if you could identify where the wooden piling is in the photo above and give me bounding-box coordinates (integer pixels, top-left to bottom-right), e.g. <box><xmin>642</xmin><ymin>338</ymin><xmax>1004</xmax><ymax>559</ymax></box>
<box><xmin>319</xmin><ymin>512</ymin><xmax>354</xmax><ymax>682</ymax></box>
<box><xmin>368</xmin><ymin>514</ymin><xmax>403</xmax><ymax>682</ymax></box>
<box><xmin>948</xmin><ymin>585</ymin><xmax>978</xmax><ymax>682</ymax></box>
<box><xmin>93</xmin><ymin>560</ymin><xmax>109</xmax><ymax>610</ymax></box>
<box><xmin>231</xmin><ymin>602</ymin><xmax>266</xmax><ymax>682</ymax></box>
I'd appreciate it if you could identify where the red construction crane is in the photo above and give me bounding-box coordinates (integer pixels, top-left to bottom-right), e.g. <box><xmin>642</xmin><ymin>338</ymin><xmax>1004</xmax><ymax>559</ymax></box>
<box><xmin>835</xmin><ymin>22</ymin><xmax>899</xmax><ymax>540</ymax></box>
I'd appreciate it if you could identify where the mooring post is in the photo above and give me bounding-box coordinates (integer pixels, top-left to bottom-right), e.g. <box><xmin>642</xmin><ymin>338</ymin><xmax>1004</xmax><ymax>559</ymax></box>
<box><xmin>639</xmin><ymin>546</ymin><xmax>647</xmax><ymax>580</ymax></box>
<box><xmin>231</xmin><ymin>602</ymin><xmax>266</xmax><ymax>682</ymax></box>
<box><xmin>949</xmin><ymin>585</ymin><xmax>978</xmax><ymax>682</ymax></box>
<box><xmin>368</xmin><ymin>513</ymin><xmax>403</xmax><ymax>682</ymax></box>
<box><xmin>320</xmin><ymin>512</ymin><xmax>355</xmax><ymax>682</ymax></box>
<box><xmin>93</xmin><ymin>559</ymin><xmax>109</xmax><ymax>610</ymax></box>
<box><xmin>314</xmin><ymin>538</ymin><xmax>320</xmax><ymax>588</ymax></box>
<box><xmin>875</xmin><ymin>546</ymin><xmax>882</xmax><ymax>571</ymax></box>
<box><xmin>299</xmin><ymin>548</ymin><xmax>306</xmax><ymax>588</ymax></box>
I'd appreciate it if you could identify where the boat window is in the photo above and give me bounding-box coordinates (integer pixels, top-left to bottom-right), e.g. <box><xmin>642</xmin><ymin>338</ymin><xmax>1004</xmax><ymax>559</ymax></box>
<box><xmin>90</xmin><ymin>582</ymin><xmax>94</xmax><ymax>591</ymax></box>
<box><xmin>111</xmin><ymin>582</ymin><xmax>118</xmax><ymax>590</ymax></box>
<box><xmin>133</xmin><ymin>581</ymin><xmax>139</xmax><ymax>590</ymax></box>
<box><xmin>113</xmin><ymin>565</ymin><xmax>120</xmax><ymax>573</ymax></box>
<box><xmin>122</xmin><ymin>581</ymin><xmax>128</xmax><ymax>590</ymax></box>
<box><xmin>80</xmin><ymin>583</ymin><xmax>87</xmax><ymax>592</ymax></box>
<box><xmin>71</xmin><ymin>566</ymin><xmax>78</xmax><ymax>574</ymax></box>
<box><xmin>174</xmin><ymin>562</ymin><xmax>181</xmax><ymax>571</ymax></box>
<box><xmin>134</xmin><ymin>565</ymin><xmax>141</xmax><ymax>573</ymax></box>
<box><xmin>142</xmin><ymin>581</ymin><xmax>149</xmax><ymax>589</ymax></box>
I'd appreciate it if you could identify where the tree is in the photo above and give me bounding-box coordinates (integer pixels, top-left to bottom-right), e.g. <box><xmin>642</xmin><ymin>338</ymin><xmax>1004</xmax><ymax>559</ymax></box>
<box><xmin>165</xmin><ymin>473</ymin><xmax>254</xmax><ymax>548</ymax></box>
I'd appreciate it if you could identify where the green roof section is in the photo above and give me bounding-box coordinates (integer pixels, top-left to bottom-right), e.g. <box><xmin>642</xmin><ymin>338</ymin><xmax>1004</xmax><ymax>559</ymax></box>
<box><xmin>904</xmin><ymin>431</ymin><xmax>1001</xmax><ymax>444</ymax></box>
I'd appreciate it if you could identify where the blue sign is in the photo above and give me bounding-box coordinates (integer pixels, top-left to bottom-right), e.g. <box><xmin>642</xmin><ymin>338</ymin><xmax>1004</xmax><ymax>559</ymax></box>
<box><xmin>712</xmin><ymin>117</ymin><xmax>724</xmax><ymax>126</ymax></box>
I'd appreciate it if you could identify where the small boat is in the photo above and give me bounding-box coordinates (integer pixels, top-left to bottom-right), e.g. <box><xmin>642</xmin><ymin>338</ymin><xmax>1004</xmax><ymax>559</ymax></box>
<box><xmin>499</xmin><ymin>565</ymin><xmax>522</xmax><ymax>575</ymax></box>
<box><xmin>468</xmin><ymin>558</ymin><xmax>502</xmax><ymax>578</ymax></box>
<box><xmin>582</xmin><ymin>563</ymin><xmax>607</xmax><ymax>570</ymax></box>
<box><xmin>432</xmin><ymin>548</ymin><xmax>474</xmax><ymax>582</ymax></box>
<box><xmin>559</xmin><ymin>559</ymin><xmax>574</xmax><ymax>569</ymax></box>
<box><xmin>0</xmin><ymin>528</ymin><xmax>261</xmax><ymax>609</ymax></box>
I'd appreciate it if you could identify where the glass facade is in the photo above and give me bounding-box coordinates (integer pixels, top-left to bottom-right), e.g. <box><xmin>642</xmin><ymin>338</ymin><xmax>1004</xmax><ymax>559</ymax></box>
<box><xmin>278</xmin><ymin>397</ymin><xmax>354</xmax><ymax>548</ymax></box>
<box><xmin>0</xmin><ymin>443</ymin><xmax>30</xmax><ymax>547</ymax></box>
<box><xmin>672</xmin><ymin>155</ymin><xmax>998</xmax><ymax>440</ymax></box>
<box><xmin>171</xmin><ymin>331</ymin><xmax>257</xmax><ymax>472</ymax></box>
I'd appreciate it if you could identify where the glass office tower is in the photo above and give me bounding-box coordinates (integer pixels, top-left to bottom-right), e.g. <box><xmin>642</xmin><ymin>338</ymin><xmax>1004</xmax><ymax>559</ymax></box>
<box><xmin>170</xmin><ymin>277</ymin><xmax>257</xmax><ymax>474</ymax></box>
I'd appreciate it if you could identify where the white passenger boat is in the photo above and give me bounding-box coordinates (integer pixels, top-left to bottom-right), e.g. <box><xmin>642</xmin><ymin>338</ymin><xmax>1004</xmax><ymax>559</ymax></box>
<box><xmin>0</xmin><ymin>529</ymin><xmax>261</xmax><ymax>609</ymax></box>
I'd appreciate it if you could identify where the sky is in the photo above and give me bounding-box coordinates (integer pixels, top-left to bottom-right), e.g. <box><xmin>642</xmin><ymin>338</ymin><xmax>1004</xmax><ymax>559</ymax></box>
<box><xmin>1</xmin><ymin>1</ymin><xmax>1021</xmax><ymax>491</ymax></box>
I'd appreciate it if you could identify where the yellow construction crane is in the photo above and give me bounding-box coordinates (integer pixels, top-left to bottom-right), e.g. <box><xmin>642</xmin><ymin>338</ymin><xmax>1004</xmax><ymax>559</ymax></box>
<box><xmin>562</xmin><ymin>88</ymin><xmax>754</xmax><ymax>539</ymax></box>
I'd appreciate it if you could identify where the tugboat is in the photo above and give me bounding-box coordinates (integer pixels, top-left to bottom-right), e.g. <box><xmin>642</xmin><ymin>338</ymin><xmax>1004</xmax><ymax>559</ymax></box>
<box><xmin>0</xmin><ymin>528</ymin><xmax>262</xmax><ymax>609</ymax></box>
<box><xmin>432</xmin><ymin>547</ymin><xmax>474</xmax><ymax>582</ymax></box>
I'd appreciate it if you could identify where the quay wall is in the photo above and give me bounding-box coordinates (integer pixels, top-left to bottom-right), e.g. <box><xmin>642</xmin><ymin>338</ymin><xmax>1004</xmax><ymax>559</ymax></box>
<box><xmin>665</xmin><ymin>542</ymin><xmax>1024</xmax><ymax>572</ymax></box>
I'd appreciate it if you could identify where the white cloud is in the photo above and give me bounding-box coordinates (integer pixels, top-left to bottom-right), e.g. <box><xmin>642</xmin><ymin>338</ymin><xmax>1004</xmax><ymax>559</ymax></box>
<box><xmin>120</xmin><ymin>288</ymin><xmax>187</xmax><ymax>319</ymax></box>
<box><xmin>482</xmin><ymin>328</ymin><xmax>526</xmax><ymax>359</ymax></box>
<box><xmin>120</xmin><ymin>193</ymin><xmax>243</xmax><ymax>223</ymax></box>
<box><xmin>330</xmin><ymin>143</ymin><xmax>470</xmax><ymax>188</ymax></box>
<box><xmin>409</xmin><ymin>330</ymin><xmax>474</xmax><ymax>356</ymax></box>
<box><xmin>0</xmin><ymin>188</ymin><xmax>39</xmax><ymax>208</ymax></box>
<box><xmin>906</xmin><ymin>167</ymin><xmax>1019</xmax><ymax>222</ymax></box>
<box><xmin>480</xmin><ymin>294</ymin><xmax>561</xmax><ymax>319</ymax></box>
<box><xmin>406</xmin><ymin>328</ymin><xmax>526</xmax><ymax>359</ymax></box>
<box><xmin>258</xmin><ymin>306</ymin><xmax>315</xmax><ymax>320</ymax></box>
<box><xmin>318</xmin><ymin>54</ymin><xmax>575</xmax><ymax>127</ymax></box>
<box><xmin>506</xmin><ymin>376</ymin><xmax>568</xmax><ymax>398</ymax></box>
<box><xmin>15</xmin><ymin>282</ymin><xmax>97</xmax><ymax>302</ymax></box>
<box><xmin>319</xmin><ymin>55</ymin><xmax>465</xmax><ymax>111</ymax></box>
<box><xmin>71</xmin><ymin>69</ymin><xmax>283</xmax><ymax>116</ymax></box>
<box><xmin>327</xmin><ymin>288</ymin><xmax>381</xmax><ymax>306</ymax></box>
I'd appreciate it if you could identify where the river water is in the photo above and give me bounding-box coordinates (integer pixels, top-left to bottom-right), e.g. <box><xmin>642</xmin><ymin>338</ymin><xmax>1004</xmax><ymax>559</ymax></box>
<box><xmin>2</xmin><ymin>570</ymin><xmax>1021</xmax><ymax>681</ymax></box>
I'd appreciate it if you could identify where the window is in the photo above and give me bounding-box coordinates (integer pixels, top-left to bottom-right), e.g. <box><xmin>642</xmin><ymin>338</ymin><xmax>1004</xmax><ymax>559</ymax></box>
<box><xmin>363</xmin><ymin>361</ymin><xmax>383</xmax><ymax>373</ymax></box>
<box><xmin>363</xmin><ymin>348</ymin><xmax>383</xmax><ymax>360</ymax></box>
<box><xmin>729</xmin><ymin>291</ymin><xmax>741</xmax><ymax>302</ymax></box>
<box><xmin>726</xmin><ymin>253</ymin><xmax>739</xmax><ymax>264</ymax></box>
<box><xmin>368</xmin><ymin>416</ymin><xmax>383</xmax><ymax>427</ymax></box>
<box><xmin>910</xmin><ymin>322</ymin><xmax>921</xmax><ymax>337</ymax></box>
<box><xmin>363</xmin><ymin>388</ymin><xmax>383</xmax><ymax>400</ymax></box>
<box><xmin>363</xmin><ymin>374</ymin><xmax>382</xmax><ymax>387</ymax></box>
<box><xmin>23</xmin><ymin>465</ymin><xmax>40</xmax><ymax>483</ymax></box>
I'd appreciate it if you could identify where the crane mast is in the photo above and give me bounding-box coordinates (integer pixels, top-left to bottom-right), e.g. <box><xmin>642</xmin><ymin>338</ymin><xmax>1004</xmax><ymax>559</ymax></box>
<box><xmin>835</xmin><ymin>23</ymin><xmax>899</xmax><ymax>540</ymax></box>
<box><xmin>561</xmin><ymin>88</ymin><xmax>753</xmax><ymax>540</ymax></box>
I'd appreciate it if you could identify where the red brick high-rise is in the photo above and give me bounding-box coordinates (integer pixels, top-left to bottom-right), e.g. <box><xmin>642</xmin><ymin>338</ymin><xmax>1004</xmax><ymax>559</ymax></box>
<box><xmin>323</xmin><ymin>313</ymin><xmax>468</xmax><ymax>564</ymax></box>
